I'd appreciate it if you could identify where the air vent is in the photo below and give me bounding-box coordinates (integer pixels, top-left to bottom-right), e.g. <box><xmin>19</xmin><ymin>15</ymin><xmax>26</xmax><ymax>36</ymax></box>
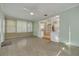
<box><xmin>44</xmin><ymin>14</ymin><xmax>47</xmax><ymax>16</ymax></box>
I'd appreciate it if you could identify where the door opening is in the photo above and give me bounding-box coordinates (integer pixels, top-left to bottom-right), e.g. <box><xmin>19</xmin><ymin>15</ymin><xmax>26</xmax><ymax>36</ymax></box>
<box><xmin>39</xmin><ymin>15</ymin><xmax>60</xmax><ymax>43</ymax></box>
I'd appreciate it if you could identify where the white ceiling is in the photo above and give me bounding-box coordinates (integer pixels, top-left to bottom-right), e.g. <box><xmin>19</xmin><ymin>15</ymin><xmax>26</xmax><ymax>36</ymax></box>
<box><xmin>0</xmin><ymin>3</ymin><xmax>79</xmax><ymax>21</ymax></box>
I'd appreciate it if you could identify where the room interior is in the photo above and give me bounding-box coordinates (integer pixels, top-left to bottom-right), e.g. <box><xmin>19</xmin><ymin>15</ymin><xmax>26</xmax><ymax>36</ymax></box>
<box><xmin>0</xmin><ymin>3</ymin><xmax>79</xmax><ymax>56</ymax></box>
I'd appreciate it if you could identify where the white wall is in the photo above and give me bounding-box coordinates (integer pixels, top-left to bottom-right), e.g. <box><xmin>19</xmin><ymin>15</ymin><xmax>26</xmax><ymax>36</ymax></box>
<box><xmin>0</xmin><ymin>10</ymin><xmax>5</xmax><ymax>46</ymax></box>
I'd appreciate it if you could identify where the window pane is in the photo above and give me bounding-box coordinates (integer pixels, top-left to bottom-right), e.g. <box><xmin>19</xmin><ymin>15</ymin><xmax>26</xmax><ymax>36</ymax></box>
<box><xmin>27</xmin><ymin>22</ymin><xmax>32</xmax><ymax>32</ymax></box>
<box><xmin>17</xmin><ymin>20</ymin><xmax>27</xmax><ymax>32</ymax></box>
<box><xmin>6</xmin><ymin>20</ymin><xmax>16</xmax><ymax>33</ymax></box>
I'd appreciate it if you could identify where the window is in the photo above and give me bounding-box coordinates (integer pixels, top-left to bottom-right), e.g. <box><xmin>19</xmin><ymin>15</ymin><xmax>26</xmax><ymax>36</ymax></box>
<box><xmin>6</xmin><ymin>20</ymin><xmax>16</xmax><ymax>33</ymax></box>
<box><xmin>17</xmin><ymin>20</ymin><xmax>27</xmax><ymax>32</ymax></box>
<box><xmin>6</xmin><ymin>20</ymin><xmax>32</xmax><ymax>33</ymax></box>
<box><xmin>27</xmin><ymin>22</ymin><xmax>32</xmax><ymax>32</ymax></box>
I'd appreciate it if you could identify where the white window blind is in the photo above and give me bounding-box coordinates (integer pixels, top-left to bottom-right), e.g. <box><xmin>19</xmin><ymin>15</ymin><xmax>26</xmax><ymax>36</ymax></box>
<box><xmin>6</xmin><ymin>20</ymin><xmax>16</xmax><ymax>33</ymax></box>
<box><xmin>27</xmin><ymin>22</ymin><xmax>32</xmax><ymax>32</ymax></box>
<box><xmin>17</xmin><ymin>20</ymin><xmax>27</xmax><ymax>32</ymax></box>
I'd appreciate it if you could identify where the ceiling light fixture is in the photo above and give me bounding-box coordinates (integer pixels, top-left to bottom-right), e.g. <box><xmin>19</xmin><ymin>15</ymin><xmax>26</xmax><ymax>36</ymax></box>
<box><xmin>24</xmin><ymin>8</ymin><xmax>26</xmax><ymax>10</ymax></box>
<box><xmin>30</xmin><ymin>12</ymin><xmax>34</xmax><ymax>15</ymax></box>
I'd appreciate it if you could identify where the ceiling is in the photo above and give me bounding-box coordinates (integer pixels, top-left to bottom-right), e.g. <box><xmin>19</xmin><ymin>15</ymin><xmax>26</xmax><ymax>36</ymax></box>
<box><xmin>0</xmin><ymin>3</ymin><xmax>79</xmax><ymax>21</ymax></box>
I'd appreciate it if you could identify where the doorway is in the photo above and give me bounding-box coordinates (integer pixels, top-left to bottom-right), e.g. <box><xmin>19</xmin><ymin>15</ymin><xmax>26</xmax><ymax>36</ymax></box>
<box><xmin>39</xmin><ymin>20</ymin><xmax>52</xmax><ymax>42</ymax></box>
<box><xmin>39</xmin><ymin>16</ymin><xmax>60</xmax><ymax>43</ymax></box>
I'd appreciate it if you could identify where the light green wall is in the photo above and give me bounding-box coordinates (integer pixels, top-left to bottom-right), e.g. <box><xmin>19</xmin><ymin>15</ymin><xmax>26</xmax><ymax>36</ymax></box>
<box><xmin>33</xmin><ymin>21</ymin><xmax>39</xmax><ymax>37</ymax></box>
<box><xmin>60</xmin><ymin>6</ymin><xmax>79</xmax><ymax>46</ymax></box>
<box><xmin>32</xmin><ymin>5</ymin><xmax>79</xmax><ymax>47</ymax></box>
<box><xmin>59</xmin><ymin>9</ymin><xmax>69</xmax><ymax>44</ymax></box>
